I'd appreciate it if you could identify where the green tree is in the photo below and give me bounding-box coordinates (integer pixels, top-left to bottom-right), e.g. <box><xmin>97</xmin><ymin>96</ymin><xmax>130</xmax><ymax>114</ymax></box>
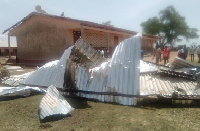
<box><xmin>141</xmin><ymin>6</ymin><xmax>199</xmax><ymax>48</ymax></box>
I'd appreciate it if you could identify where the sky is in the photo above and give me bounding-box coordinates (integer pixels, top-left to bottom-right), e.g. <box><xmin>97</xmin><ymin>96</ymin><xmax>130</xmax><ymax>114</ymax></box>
<box><xmin>0</xmin><ymin>0</ymin><xmax>200</xmax><ymax>47</ymax></box>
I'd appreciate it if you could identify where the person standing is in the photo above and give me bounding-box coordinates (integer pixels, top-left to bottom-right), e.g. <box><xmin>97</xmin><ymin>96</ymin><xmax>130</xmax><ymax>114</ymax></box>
<box><xmin>163</xmin><ymin>46</ymin><xmax>169</xmax><ymax>65</ymax></box>
<box><xmin>183</xmin><ymin>45</ymin><xmax>188</xmax><ymax>60</ymax></box>
<box><xmin>196</xmin><ymin>45</ymin><xmax>200</xmax><ymax>63</ymax></box>
<box><xmin>155</xmin><ymin>46</ymin><xmax>161</xmax><ymax>64</ymax></box>
<box><xmin>189</xmin><ymin>46</ymin><xmax>195</xmax><ymax>62</ymax></box>
<box><xmin>100</xmin><ymin>50</ymin><xmax>104</xmax><ymax>58</ymax></box>
<box><xmin>178</xmin><ymin>48</ymin><xmax>184</xmax><ymax>59</ymax></box>
<box><xmin>141</xmin><ymin>49</ymin><xmax>144</xmax><ymax>59</ymax></box>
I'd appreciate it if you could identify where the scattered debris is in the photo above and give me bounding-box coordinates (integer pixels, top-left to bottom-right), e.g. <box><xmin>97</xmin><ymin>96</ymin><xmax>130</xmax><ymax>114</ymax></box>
<box><xmin>39</xmin><ymin>85</ymin><xmax>74</xmax><ymax>121</ymax></box>
<box><xmin>0</xmin><ymin>67</ymin><xmax>10</xmax><ymax>82</ymax></box>
<box><xmin>169</xmin><ymin>57</ymin><xmax>196</xmax><ymax>69</ymax></box>
<box><xmin>0</xmin><ymin>86</ymin><xmax>46</xmax><ymax>97</ymax></box>
<box><xmin>1</xmin><ymin>35</ymin><xmax>200</xmax><ymax>108</ymax></box>
<box><xmin>2</xmin><ymin>72</ymin><xmax>32</xmax><ymax>86</ymax></box>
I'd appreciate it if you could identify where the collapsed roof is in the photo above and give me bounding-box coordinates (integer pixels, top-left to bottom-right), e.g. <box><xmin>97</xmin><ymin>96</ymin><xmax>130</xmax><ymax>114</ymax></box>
<box><xmin>1</xmin><ymin>35</ymin><xmax>200</xmax><ymax>107</ymax></box>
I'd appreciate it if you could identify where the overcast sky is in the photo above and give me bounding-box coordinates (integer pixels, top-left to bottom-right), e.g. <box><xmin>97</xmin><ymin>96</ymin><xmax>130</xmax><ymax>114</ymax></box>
<box><xmin>0</xmin><ymin>0</ymin><xmax>200</xmax><ymax>47</ymax></box>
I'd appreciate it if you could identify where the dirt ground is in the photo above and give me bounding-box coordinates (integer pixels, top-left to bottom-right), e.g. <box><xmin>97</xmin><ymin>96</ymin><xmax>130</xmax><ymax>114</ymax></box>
<box><xmin>143</xmin><ymin>51</ymin><xmax>200</xmax><ymax>66</ymax></box>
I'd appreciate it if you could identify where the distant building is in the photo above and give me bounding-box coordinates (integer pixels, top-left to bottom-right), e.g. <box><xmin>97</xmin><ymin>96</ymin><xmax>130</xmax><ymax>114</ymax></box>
<box><xmin>3</xmin><ymin>12</ymin><xmax>160</xmax><ymax>63</ymax></box>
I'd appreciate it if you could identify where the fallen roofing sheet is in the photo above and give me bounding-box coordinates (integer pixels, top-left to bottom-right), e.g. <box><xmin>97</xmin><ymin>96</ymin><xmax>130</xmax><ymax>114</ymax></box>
<box><xmin>169</xmin><ymin>57</ymin><xmax>196</xmax><ymax>69</ymax></box>
<box><xmin>140</xmin><ymin>60</ymin><xmax>158</xmax><ymax>73</ymax></box>
<box><xmin>0</xmin><ymin>86</ymin><xmax>46</xmax><ymax>97</ymax></box>
<box><xmin>64</xmin><ymin>36</ymin><xmax>141</xmax><ymax>105</ymax></box>
<box><xmin>140</xmin><ymin>74</ymin><xmax>200</xmax><ymax>99</ymax></box>
<box><xmin>160</xmin><ymin>67</ymin><xmax>196</xmax><ymax>80</ymax></box>
<box><xmin>2</xmin><ymin>35</ymin><xmax>199</xmax><ymax>107</ymax></box>
<box><xmin>39</xmin><ymin>85</ymin><xmax>74</xmax><ymax>121</ymax></box>
<box><xmin>2</xmin><ymin>72</ymin><xmax>32</xmax><ymax>87</ymax></box>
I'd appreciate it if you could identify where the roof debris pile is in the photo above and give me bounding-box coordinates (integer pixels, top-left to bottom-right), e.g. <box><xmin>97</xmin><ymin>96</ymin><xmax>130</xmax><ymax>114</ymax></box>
<box><xmin>39</xmin><ymin>85</ymin><xmax>74</xmax><ymax>122</ymax></box>
<box><xmin>140</xmin><ymin>74</ymin><xmax>200</xmax><ymax>98</ymax></box>
<box><xmin>140</xmin><ymin>56</ymin><xmax>200</xmax><ymax>99</ymax></box>
<box><xmin>159</xmin><ymin>57</ymin><xmax>197</xmax><ymax>80</ymax></box>
<box><xmin>1</xmin><ymin>34</ymin><xmax>200</xmax><ymax>111</ymax></box>
<box><xmin>63</xmin><ymin>36</ymin><xmax>141</xmax><ymax>105</ymax></box>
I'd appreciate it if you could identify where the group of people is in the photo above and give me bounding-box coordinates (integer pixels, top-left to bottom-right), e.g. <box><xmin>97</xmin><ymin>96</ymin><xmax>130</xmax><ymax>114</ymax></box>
<box><xmin>178</xmin><ymin>45</ymin><xmax>200</xmax><ymax>63</ymax></box>
<box><xmin>154</xmin><ymin>45</ymin><xmax>170</xmax><ymax>65</ymax></box>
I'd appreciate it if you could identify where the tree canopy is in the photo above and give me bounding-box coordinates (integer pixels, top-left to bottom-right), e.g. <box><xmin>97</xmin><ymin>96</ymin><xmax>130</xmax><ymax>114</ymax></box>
<box><xmin>141</xmin><ymin>6</ymin><xmax>199</xmax><ymax>47</ymax></box>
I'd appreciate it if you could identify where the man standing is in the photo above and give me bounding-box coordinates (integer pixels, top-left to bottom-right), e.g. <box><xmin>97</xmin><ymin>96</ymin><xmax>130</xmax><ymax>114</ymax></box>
<box><xmin>155</xmin><ymin>46</ymin><xmax>161</xmax><ymax>64</ymax></box>
<box><xmin>141</xmin><ymin>49</ymin><xmax>144</xmax><ymax>60</ymax></box>
<box><xmin>183</xmin><ymin>45</ymin><xmax>188</xmax><ymax>60</ymax></box>
<box><xmin>196</xmin><ymin>45</ymin><xmax>200</xmax><ymax>63</ymax></box>
<box><xmin>163</xmin><ymin>46</ymin><xmax>169</xmax><ymax>65</ymax></box>
<box><xmin>190</xmin><ymin>46</ymin><xmax>195</xmax><ymax>62</ymax></box>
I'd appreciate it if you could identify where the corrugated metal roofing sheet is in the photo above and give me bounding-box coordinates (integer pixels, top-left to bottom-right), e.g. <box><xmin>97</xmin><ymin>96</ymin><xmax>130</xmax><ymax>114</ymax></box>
<box><xmin>170</xmin><ymin>57</ymin><xmax>196</xmax><ymax>69</ymax></box>
<box><xmin>140</xmin><ymin>74</ymin><xmax>200</xmax><ymax>98</ymax></box>
<box><xmin>0</xmin><ymin>86</ymin><xmax>46</xmax><ymax>97</ymax></box>
<box><xmin>39</xmin><ymin>85</ymin><xmax>74</xmax><ymax>120</ymax></box>
<box><xmin>21</xmin><ymin>46</ymin><xmax>74</xmax><ymax>88</ymax></box>
<box><xmin>2</xmin><ymin>72</ymin><xmax>32</xmax><ymax>86</ymax></box>
<box><xmin>65</xmin><ymin>36</ymin><xmax>141</xmax><ymax>105</ymax></box>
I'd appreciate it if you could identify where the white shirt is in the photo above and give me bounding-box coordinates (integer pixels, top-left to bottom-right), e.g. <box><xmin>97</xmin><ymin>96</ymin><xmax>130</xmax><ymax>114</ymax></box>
<box><xmin>190</xmin><ymin>48</ymin><xmax>195</xmax><ymax>54</ymax></box>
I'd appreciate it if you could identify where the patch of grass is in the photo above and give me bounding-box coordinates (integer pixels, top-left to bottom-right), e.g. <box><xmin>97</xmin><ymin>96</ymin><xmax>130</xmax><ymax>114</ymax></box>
<box><xmin>0</xmin><ymin>95</ymin><xmax>200</xmax><ymax>130</ymax></box>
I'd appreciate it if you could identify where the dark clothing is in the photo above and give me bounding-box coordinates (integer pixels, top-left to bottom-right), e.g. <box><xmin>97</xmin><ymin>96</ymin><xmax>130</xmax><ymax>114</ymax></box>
<box><xmin>178</xmin><ymin>50</ymin><xmax>184</xmax><ymax>59</ymax></box>
<box><xmin>164</xmin><ymin>57</ymin><xmax>168</xmax><ymax>65</ymax></box>
<box><xmin>141</xmin><ymin>50</ymin><xmax>144</xmax><ymax>59</ymax></box>
<box><xmin>183</xmin><ymin>46</ymin><xmax>188</xmax><ymax>60</ymax></box>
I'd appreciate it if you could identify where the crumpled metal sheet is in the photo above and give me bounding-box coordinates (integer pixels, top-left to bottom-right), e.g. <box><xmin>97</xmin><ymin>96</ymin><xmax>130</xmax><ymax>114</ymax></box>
<box><xmin>169</xmin><ymin>57</ymin><xmax>196</xmax><ymax>69</ymax></box>
<box><xmin>140</xmin><ymin>74</ymin><xmax>200</xmax><ymax>98</ymax></box>
<box><xmin>65</xmin><ymin>36</ymin><xmax>141</xmax><ymax>105</ymax></box>
<box><xmin>39</xmin><ymin>85</ymin><xmax>74</xmax><ymax>120</ymax></box>
<box><xmin>161</xmin><ymin>67</ymin><xmax>196</xmax><ymax>79</ymax></box>
<box><xmin>0</xmin><ymin>86</ymin><xmax>46</xmax><ymax>97</ymax></box>
<box><xmin>140</xmin><ymin>60</ymin><xmax>158</xmax><ymax>73</ymax></box>
<box><xmin>2</xmin><ymin>72</ymin><xmax>32</xmax><ymax>87</ymax></box>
